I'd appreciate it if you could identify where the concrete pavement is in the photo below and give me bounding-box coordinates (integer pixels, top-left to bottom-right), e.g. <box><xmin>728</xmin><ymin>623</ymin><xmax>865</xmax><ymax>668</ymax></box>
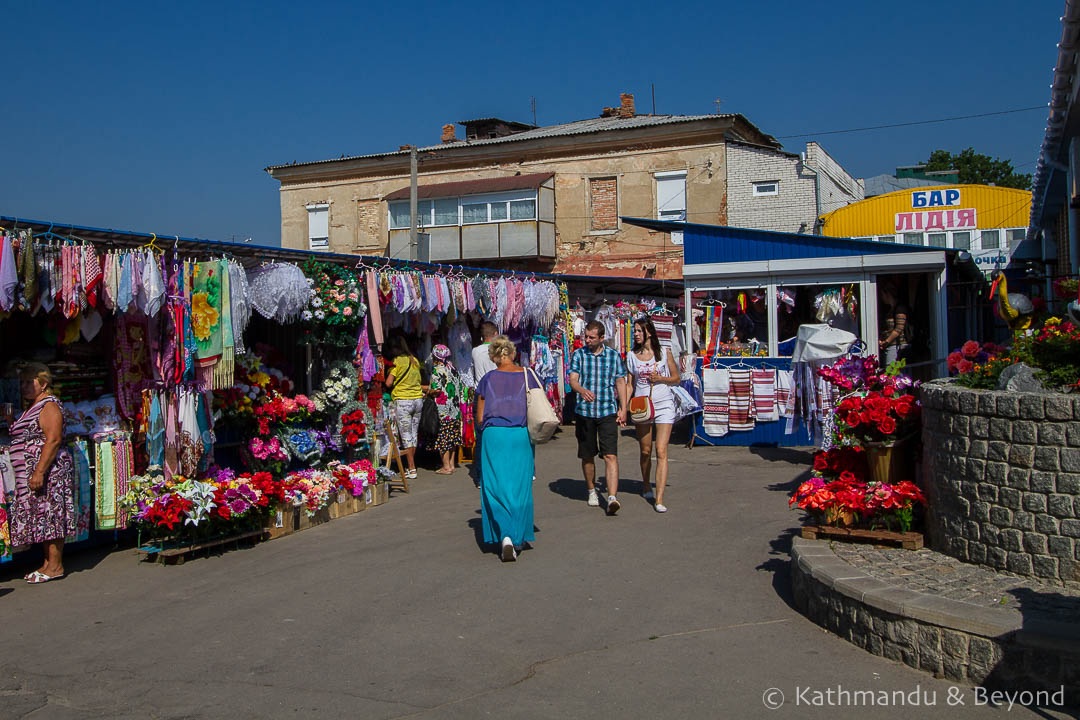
<box><xmin>0</xmin><ymin>430</ymin><xmax>1070</xmax><ymax>719</ymax></box>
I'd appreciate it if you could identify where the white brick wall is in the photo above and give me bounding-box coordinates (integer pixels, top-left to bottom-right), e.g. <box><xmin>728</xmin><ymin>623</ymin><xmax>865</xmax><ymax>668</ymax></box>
<box><xmin>725</xmin><ymin>141</ymin><xmax>863</xmax><ymax>234</ymax></box>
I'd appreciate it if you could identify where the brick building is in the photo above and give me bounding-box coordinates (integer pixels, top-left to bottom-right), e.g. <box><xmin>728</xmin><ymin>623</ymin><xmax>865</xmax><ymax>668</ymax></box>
<box><xmin>265</xmin><ymin>93</ymin><xmax>862</xmax><ymax>279</ymax></box>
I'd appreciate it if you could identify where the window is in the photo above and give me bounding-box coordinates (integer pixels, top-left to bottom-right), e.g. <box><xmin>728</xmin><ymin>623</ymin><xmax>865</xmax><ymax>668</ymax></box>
<box><xmin>1007</xmin><ymin>228</ymin><xmax>1026</xmax><ymax>249</ymax></box>
<box><xmin>509</xmin><ymin>199</ymin><xmax>536</xmax><ymax>220</ymax></box>
<box><xmin>656</xmin><ymin>171</ymin><xmax>687</xmax><ymax>245</ymax></box>
<box><xmin>389</xmin><ymin>190</ymin><xmax>538</xmax><ymax>229</ymax></box>
<box><xmin>776</xmin><ymin>284</ymin><xmax>862</xmax><ymax>357</ymax></box>
<box><xmin>307</xmin><ymin>204</ymin><xmax>329</xmax><ymax>249</ymax></box>
<box><xmin>588</xmin><ymin>177</ymin><xmax>618</xmax><ymax>231</ymax></box>
<box><xmin>877</xmin><ymin>235</ymin><xmax>897</xmax><ymax>243</ymax></box>
<box><xmin>462</xmin><ymin>202</ymin><xmax>488</xmax><ymax>224</ymax></box>
<box><xmin>980</xmin><ymin>229</ymin><xmax>1000</xmax><ymax>250</ymax></box>
<box><xmin>903</xmin><ymin>232</ymin><xmax>923</xmax><ymax>246</ymax></box>
<box><xmin>752</xmin><ymin>181</ymin><xmax>779</xmax><ymax>197</ymax></box>
<box><xmin>433</xmin><ymin>198</ymin><xmax>458</xmax><ymax>226</ymax></box>
<box><xmin>927</xmin><ymin>233</ymin><xmax>947</xmax><ymax>248</ymax></box>
<box><xmin>952</xmin><ymin>231</ymin><xmax>971</xmax><ymax>250</ymax></box>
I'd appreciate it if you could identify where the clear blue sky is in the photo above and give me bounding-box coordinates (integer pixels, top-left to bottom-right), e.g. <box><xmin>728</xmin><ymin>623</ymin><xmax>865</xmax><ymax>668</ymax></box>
<box><xmin>0</xmin><ymin>0</ymin><xmax>1059</xmax><ymax>247</ymax></box>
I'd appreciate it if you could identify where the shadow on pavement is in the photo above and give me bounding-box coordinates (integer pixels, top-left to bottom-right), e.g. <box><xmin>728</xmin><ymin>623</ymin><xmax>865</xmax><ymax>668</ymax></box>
<box><xmin>0</xmin><ymin>588</ymin><xmax>11</xmax><ymax>599</ymax></box>
<box><xmin>0</xmin><ymin>542</ymin><xmax>118</xmax><ymax>583</ymax></box>
<box><xmin>766</xmin><ymin>467</ymin><xmax>811</xmax><ymax>495</ymax></box>
<box><xmin>749</xmin><ymin>446</ymin><xmax>815</xmax><ymax>465</ymax></box>
<box><xmin>466</xmin><ymin>517</ymin><xmax>537</xmax><ymax>557</ymax></box>
<box><xmin>548</xmin><ymin>477</ymin><xmax>651</xmax><ymax>501</ymax></box>
<box><xmin>757</xmin><ymin>527</ymin><xmax>800</xmax><ymax>610</ymax></box>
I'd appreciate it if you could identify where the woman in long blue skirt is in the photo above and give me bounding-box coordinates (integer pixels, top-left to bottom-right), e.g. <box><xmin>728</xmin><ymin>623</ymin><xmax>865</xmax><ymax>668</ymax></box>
<box><xmin>474</xmin><ymin>336</ymin><xmax>538</xmax><ymax>561</ymax></box>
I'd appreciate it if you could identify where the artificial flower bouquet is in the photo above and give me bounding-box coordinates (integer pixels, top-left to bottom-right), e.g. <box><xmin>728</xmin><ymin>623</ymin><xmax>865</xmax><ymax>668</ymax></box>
<box><xmin>340</xmin><ymin>409</ymin><xmax>368</xmax><ymax>446</ymax></box>
<box><xmin>328</xmin><ymin>459</ymin><xmax>375</xmax><ymax>497</ymax></box>
<box><xmin>818</xmin><ymin>357</ymin><xmax>921</xmax><ymax>447</ymax></box>
<box><xmin>789</xmin><ymin>446</ymin><xmax>926</xmax><ymax>532</ymax></box>
<box><xmin>301</xmin><ymin>260</ymin><xmax>368</xmax><ymax>347</ymax></box>
<box><xmin>952</xmin><ymin>320</ymin><xmax>1080</xmax><ymax>390</ymax></box>
<box><xmin>280</xmin><ymin>469</ymin><xmax>337</xmax><ymax>517</ymax></box>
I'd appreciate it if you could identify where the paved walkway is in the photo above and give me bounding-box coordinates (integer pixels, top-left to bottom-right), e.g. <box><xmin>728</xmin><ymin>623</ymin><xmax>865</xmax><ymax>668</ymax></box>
<box><xmin>0</xmin><ymin>430</ymin><xmax>1072</xmax><ymax>719</ymax></box>
<box><xmin>833</xmin><ymin>544</ymin><xmax>1080</xmax><ymax>616</ymax></box>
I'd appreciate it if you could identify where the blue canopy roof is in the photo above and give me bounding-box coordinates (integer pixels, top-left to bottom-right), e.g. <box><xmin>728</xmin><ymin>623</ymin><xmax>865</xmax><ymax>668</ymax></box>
<box><xmin>621</xmin><ymin>217</ymin><xmax>949</xmax><ymax>265</ymax></box>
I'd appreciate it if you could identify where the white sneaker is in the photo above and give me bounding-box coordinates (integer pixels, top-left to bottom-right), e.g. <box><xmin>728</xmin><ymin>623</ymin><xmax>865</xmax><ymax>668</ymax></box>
<box><xmin>607</xmin><ymin>496</ymin><xmax>621</xmax><ymax>516</ymax></box>
<box><xmin>501</xmin><ymin>537</ymin><xmax>517</xmax><ymax>562</ymax></box>
<box><xmin>587</xmin><ymin>490</ymin><xmax>600</xmax><ymax>507</ymax></box>
<box><xmin>654</xmin><ymin>504</ymin><xmax>667</xmax><ymax>513</ymax></box>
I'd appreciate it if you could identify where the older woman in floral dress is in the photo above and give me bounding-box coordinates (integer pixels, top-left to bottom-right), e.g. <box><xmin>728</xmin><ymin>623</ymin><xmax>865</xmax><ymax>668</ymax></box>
<box><xmin>9</xmin><ymin>363</ymin><xmax>75</xmax><ymax>583</ymax></box>
<box><xmin>427</xmin><ymin>344</ymin><xmax>465</xmax><ymax>474</ymax></box>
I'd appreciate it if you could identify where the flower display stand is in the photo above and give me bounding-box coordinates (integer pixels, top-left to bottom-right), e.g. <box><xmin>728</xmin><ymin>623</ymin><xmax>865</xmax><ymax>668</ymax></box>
<box><xmin>371</xmin><ymin>482</ymin><xmax>389</xmax><ymax>506</ymax></box>
<box><xmin>800</xmin><ymin>525</ymin><xmax>924</xmax><ymax>550</ymax></box>
<box><xmin>138</xmin><ymin>529</ymin><xmax>266</xmax><ymax>565</ymax></box>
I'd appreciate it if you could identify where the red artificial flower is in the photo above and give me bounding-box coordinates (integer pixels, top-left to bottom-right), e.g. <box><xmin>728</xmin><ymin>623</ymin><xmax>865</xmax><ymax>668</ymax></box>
<box><xmin>957</xmin><ymin>359</ymin><xmax>974</xmax><ymax>374</ymax></box>
<box><xmin>878</xmin><ymin>416</ymin><xmax>897</xmax><ymax>435</ymax></box>
<box><xmin>893</xmin><ymin>395</ymin><xmax>915</xmax><ymax>418</ymax></box>
<box><xmin>845</xmin><ymin>412</ymin><xmax>862</xmax><ymax>428</ymax></box>
<box><xmin>961</xmin><ymin>340</ymin><xmax>981</xmax><ymax>359</ymax></box>
<box><xmin>813</xmin><ymin>453</ymin><xmax>830</xmax><ymax>471</ymax></box>
<box><xmin>838</xmin><ymin>471</ymin><xmax>858</xmax><ymax>485</ymax></box>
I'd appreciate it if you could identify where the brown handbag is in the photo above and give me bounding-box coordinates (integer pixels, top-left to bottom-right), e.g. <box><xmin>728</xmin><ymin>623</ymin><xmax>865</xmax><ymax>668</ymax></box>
<box><xmin>629</xmin><ymin>384</ymin><xmax>655</xmax><ymax>424</ymax></box>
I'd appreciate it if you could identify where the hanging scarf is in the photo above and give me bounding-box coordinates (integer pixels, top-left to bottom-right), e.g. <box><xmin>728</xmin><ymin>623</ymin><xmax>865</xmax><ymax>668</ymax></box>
<box><xmin>356</xmin><ymin>315</ymin><xmax>378</xmax><ymax>382</ymax></box>
<box><xmin>213</xmin><ymin>261</ymin><xmax>235</xmax><ymax>389</ymax></box>
<box><xmin>365</xmin><ymin>270</ymin><xmax>383</xmax><ymax>346</ymax></box>
<box><xmin>192</xmin><ymin>260</ymin><xmax>224</xmax><ymax>367</ymax></box>
<box><xmin>83</xmin><ymin>245</ymin><xmax>102</xmax><ymax>309</ymax></box>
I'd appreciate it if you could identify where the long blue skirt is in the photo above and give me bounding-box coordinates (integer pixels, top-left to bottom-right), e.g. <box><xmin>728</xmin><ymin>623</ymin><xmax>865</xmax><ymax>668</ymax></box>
<box><xmin>480</xmin><ymin>426</ymin><xmax>535</xmax><ymax>546</ymax></box>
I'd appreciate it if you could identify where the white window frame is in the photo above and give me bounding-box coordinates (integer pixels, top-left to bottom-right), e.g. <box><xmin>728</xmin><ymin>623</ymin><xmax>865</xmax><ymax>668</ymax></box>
<box><xmin>951</xmin><ymin>230</ymin><xmax>972</xmax><ymax>250</ymax></box>
<box><xmin>307</xmin><ymin>203</ymin><xmax>329</xmax><ymax>250</ymax></box>
<box><xmin>388</xmin><ymin>189</ymin><xmax>538</xmax><ymax>230</ymax></box>
<box><xmin>655</xmin><ymin>170</ymin><xmax>687</xmax><ymax>245</ymax></box>
<box><xmin>752</xmin><ymin>180</ymin><xmax>780</xmax><ymax>197</ymax></box>
<box><xmin>979</xmin><ymin>229</ymin><xmax>1001</xmax><ymax>250</ymax></box>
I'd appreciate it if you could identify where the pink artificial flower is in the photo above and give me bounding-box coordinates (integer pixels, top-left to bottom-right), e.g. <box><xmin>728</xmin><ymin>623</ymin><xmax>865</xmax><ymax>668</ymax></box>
<box><xmin>335</xmin><ymin>279</ymin><xmax>345</xmax><ymax>286</ymax></box>
<box><xmin>343</xmin><ymin>307</ymin><xmax>353</xmax><ymax>316</ymax></box>
<box><xmin>348</xmin><ymin>292</ymin><xmax>359</xmax><ymax>301</ymax></box>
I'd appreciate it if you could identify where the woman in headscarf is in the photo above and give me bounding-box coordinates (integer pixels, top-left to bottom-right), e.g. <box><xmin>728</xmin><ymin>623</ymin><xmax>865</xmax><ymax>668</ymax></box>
<box><xmin>427</xmin><ymin>343</ymin><xmax>465</xmax><ymax>475</ymax></box>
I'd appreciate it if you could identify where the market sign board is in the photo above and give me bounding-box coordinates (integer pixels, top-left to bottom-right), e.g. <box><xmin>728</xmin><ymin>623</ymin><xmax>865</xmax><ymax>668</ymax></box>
<box><xmin>912</xmin><ymin>189</ymin><xmax>961</xmax><ymax>207</ymax></box>
<box><xmin>970</xmin><ymin>247</ymin><xmax>1011</xmax><ymax>275</ymax></box>
<box><xmin>895</xmin><ymin>208</ymin><xmax>977</xmax><ymax>232</ymax></box>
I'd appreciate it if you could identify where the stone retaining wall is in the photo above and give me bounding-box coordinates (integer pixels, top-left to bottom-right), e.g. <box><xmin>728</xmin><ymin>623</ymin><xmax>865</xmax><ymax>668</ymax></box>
<box><xmin>791</xmin><ymin>537</ymin><xmax>1080</xmax><ymax>697</ymax></box>
<box><xmin>921</xmin><ymin>380</ymin><xmax>1080</xmax><ymax>584</ymax></box>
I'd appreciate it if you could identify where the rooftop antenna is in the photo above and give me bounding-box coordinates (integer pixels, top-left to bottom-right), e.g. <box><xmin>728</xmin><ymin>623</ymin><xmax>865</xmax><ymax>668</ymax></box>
<box><xmin>714</xmin><ymin>97</ymin><xmax>724</xmax><ymax>114</ymax></box>
<box><xmin>530</xmin><ymin>97</ymin><xmax>537</xmax><ymax>126</ymax></box>
<box><xmin>651</xmin><ymin>83</ymin><xmax>656</xmax><ymax>115</ymax></box>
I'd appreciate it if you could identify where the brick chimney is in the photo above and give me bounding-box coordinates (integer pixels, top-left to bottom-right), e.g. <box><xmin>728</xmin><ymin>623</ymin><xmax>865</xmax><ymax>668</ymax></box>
<box><xmin>398</xmin><ymin>144</ymin><xmax>413</xmax><ymax>151</ymax></box>
<box><xmin>619</xmin><ymin>93</ymin><xmax>635</xmax><ymax>118</ymax></box>
<box><xmin>441</xmin><ymin>124</ymin><xmax>457</xmax><ymax>143</ymax></box>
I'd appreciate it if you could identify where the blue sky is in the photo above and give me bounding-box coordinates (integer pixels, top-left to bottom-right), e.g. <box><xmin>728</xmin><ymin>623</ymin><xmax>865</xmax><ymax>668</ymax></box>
<box><xmin>0</xmin><ymin>0</ymin><xmax>1059</xmax><ymax>247</ymax></box>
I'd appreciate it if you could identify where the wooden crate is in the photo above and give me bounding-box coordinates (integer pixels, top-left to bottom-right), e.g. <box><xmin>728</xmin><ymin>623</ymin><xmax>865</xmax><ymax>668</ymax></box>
<box><xmin>801</xmin><ymin>525</ymin><xmax>924</xmax><ymax>550</ymax></box>
<box><xmin>265</xmin><ymin>506</ymin><xmax>301</xmax><ymax>540</ymax></box>
<box><xmin>298</xmin><ymin>506</ymin><xmax>332</xmax><ymax>530</ymax></box>
<box><xmin>369</xmin><ymin>482</ymin><xmax>389</xmax><ymax>507</ymax></box>
<box><xmin>328</xmin><ymin>491</ymin><xmax>365</xmax><ymax>519</ymax></box>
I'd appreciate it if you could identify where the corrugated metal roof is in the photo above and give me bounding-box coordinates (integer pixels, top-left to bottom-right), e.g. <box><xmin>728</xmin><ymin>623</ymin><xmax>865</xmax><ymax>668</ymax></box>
<box><xmin>863</xmin><ymin>174</ymin><xmax>950</xmax><ymax>197</ymax></box>
<box><xmin>382</xmin><ymin>172</ymin><xmax>553</xmax><ymax>201</ymax></box>
<box><xmin>266</xmin><ymin>114</ymin><xmax>752</xmax><ymax>171</ymax></box>
<box><xmin>457</xmin><ymin>117</ymin><xmax>536</xmax><ymax>128</ymax></box>
<box><xmin>621</xmin><ymin>217</ymin><xmax>946</xmax><ymax>266</ymax></box>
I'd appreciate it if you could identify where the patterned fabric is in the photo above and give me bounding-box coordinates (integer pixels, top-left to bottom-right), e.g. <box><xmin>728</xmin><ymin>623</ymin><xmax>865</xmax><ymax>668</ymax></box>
<box><xmin>94</xmin><ymin>434</ymin><xmax>133</xmax><ymax>530</ymax></box>
<box><xmin>8</xmin><ymin>396</ymin><xmax>76</xmax><ymax>545</ymax></box>
<box><xmin>728</xmin><ymin>369</ymin><xmax>754</xmax><ymax>432</ymax></box>
<box><xmin>431</xmin><ymin>417</ymin><xmax>461</xmax><ymax>453</ymax></box>
<box><xmin>67</xmin><ymin>440</ymin><xmax>93</xmax><ymax>543</ymax></box>
<box><xmin>429</xmin><ymin>363</ymin><xmax>464</xmax><ymax>421</ymax></box>
<box><xmin>569</xmin><ymin>345</ymin><xmax>627</xmax><ymax>418</ymax></box>
<box><xmin>776</xmin><ymin>370</ymin><xmax>795</xmax><ymax>419</ymax></box>
<box><xmin>702</xmin><ymin>368</ymin><xmax>729</xmax><ymax>437</ymax></box>
<box><xmin>752</xmin><ymin>369</ymin><xmax>779</xmax><ymax>422</ymax></box>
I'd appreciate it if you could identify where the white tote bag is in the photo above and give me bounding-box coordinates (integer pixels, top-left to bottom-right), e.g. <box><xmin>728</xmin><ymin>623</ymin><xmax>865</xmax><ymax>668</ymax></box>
<box><xmin>524</xmin><ymin>369</ymin><xmax>559</xmax><ymax>444</ymax></box>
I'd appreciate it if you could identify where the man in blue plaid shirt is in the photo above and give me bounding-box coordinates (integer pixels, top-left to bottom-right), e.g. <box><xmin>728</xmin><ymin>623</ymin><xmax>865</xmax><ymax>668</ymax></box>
<box><xmin>569</xmin><ymin>320</ymin><xmax>628</xmax><ymax>515</ymax></box>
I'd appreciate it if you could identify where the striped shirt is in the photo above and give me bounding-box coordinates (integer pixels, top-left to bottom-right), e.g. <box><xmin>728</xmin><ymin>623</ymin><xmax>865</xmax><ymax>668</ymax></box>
<box><xmin>570</xmin><ymin>345</ymin><xmax>627</xmax><ymax>418</ymax></box>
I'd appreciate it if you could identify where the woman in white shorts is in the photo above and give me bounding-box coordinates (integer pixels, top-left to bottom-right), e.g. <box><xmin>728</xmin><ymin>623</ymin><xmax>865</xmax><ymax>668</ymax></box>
<box><xmin>627</xmin><ymin>317</ymin><xmax>680</xmax><ymax>513</ymax></box>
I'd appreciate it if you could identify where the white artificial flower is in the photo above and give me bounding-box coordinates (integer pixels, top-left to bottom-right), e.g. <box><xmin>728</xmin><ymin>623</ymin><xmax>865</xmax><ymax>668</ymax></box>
<box><xmin>315</xmin><ymin>310</ymin><xmax>325</xmax><ymax>320</ymax></box>
<box><xmin>302</xmin><ymin>310</ymin><xmax>313</xmax><ymax>321</ymax></box>
<box><xmin>312</xmin><ymin>297</ymin><xmax>323</xmax><ymax>307</ymax></box>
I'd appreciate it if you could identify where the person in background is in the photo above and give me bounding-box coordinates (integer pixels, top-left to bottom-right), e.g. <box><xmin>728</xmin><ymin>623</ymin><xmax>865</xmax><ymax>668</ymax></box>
<box><xmin>384</xmin><ymin>335</ymin><xmax>426</xmax><ymax>481</ymax></box>
<box><xmin>471</xmin><ymin>321</ymin><xmax>499</xmax><ymax>385</ymax></box>
<box><xmin>475</xmin><ymin>335</ymin><xmax>539</xmax><ymax>562</ymax></box>
<box><xmin>879</xmin><ymin>282</ymin><xmax>911</xmax><ymax>367</ymax></box>
<box><xmin>8</xmin><ymin>363</ymin><xmax>75</xmax><ymax>583</ymax></box>
<box><xmin>428</xmin><ymin>344</ymin><xmax>464</xmax><ymax>475</ymax></box>
<box><xmin>627</xmin><ymin>317</ymin><xmax>679</xmax><ymax>513</ymax></box>
<box><xmin>469</xmin><ymin>321</ymin><xmax>499</xmax><ymax>488</ymax></box>
<box><xmin>569</xmin><ymin>320</ymin><xmax>628</xmax><ymax>515</ymax></box>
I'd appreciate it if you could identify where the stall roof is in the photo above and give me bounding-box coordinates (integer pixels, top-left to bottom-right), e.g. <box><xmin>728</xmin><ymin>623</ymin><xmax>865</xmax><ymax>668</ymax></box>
<box><xmin>0</xmin><ymin>214</ymin><xmax>681</xmax><ymax>298</ymax></box>
<box><xmin>622</xmin><ymin>217</ymin><xmax>951</xmax><ymax>265</ymax></box>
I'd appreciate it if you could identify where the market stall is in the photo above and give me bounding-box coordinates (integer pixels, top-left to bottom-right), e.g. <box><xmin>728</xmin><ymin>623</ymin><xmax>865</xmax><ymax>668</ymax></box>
<box><xmin>623</xmin><ymin>218</ymin><xmax>959</xmax><ymax>447</ymax></box>
<box><xmin>0</xmin><ymin>214</ymin><xmax>685</xmax><ymax>565</ymax></box>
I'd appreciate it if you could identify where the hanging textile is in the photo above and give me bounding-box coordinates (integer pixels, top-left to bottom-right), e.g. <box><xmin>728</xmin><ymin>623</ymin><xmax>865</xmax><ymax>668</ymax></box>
<box><xmin>94</xmin><ymin>433</ymin><xmax>132</xmax><ymax>530</ymax></box>
<box><xmin>227</xmin><ymin>260</ymin><xmax>252</xmax><ymax>354</ymax></box>
<box><xmin>212</xmin><ymin>261</ymin><xmax>235</xmax><ymax>389</ymax></box>
<box><xmin>727</xmin><ymin>369</ymin><xmax>754</xmax><ymax>432</ymax></box>
<box><xmin>752</xmin><ymin>369</ymin><xmax>778</xmax><ymax>422</ymax></box>
<box><xmin>67</xmin><ymin>440</ymin><xmax>93</xmax><ymax>543</ymax></box>
<box><xmin>702</xmin><ymin>367</ymin><xmax>730</xmax><ymax>437</ymax></box>
<box><xmin>776</xmin><ymin>370</ymin><xmax>795</xmax><ymax>419</ymax></box>
<box><xmin>704</xmin><ymin>305</ymin><xmax>724</xmax><ymax>357</ymax></box>
<box><xmin>192</xmin><ymin>260</ymin><xmax>224</xmax><ymax>372</ymax></box>
<box><xmin>1</xmin><ymin>232</ymin><xmax>19</xmax><ymax>311</ymax></box>
<box><xmin>114</xmin><ymin>313</ymin><xmax>154</xmax><ymax>420</ymax></box>
<box><xmin>365</xmin><ymin>269</ymin><xmax>384</xmax><ymax>346</ymax></box>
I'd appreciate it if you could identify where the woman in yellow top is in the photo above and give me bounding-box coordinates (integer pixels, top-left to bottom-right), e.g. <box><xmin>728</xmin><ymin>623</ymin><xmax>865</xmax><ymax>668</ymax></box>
<box><xmin>384</xmin><ymin>336</ymin><xmax>425</xmax><ymax>480</ymax></box>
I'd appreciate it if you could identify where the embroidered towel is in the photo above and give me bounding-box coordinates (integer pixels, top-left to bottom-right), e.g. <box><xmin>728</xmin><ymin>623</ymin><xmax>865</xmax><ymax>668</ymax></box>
<box><xmin>728</xmin><ymin>369</ymin><xmax>755</xmax><ymax>432</ymax></box>
<box><xmin>702</xmin><ymin>367</ymin><xmax>730</xmax><ymax>437</ymax></box>
<box><xmin>776</xmin><ymin>370</ymin><xmax>795</xmax><ymax>419</ymax></box>
<box><xmin>752</xmin><ymin>369</ymin><xmax>778</xmax><ymax>422</ymax></box>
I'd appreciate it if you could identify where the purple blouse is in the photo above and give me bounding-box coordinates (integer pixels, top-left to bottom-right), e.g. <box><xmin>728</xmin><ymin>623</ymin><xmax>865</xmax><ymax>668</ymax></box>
<box><xmin>476</xmin><ymin>368</ymin><xmax>541</xmax><ymax>430</ymax></box>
